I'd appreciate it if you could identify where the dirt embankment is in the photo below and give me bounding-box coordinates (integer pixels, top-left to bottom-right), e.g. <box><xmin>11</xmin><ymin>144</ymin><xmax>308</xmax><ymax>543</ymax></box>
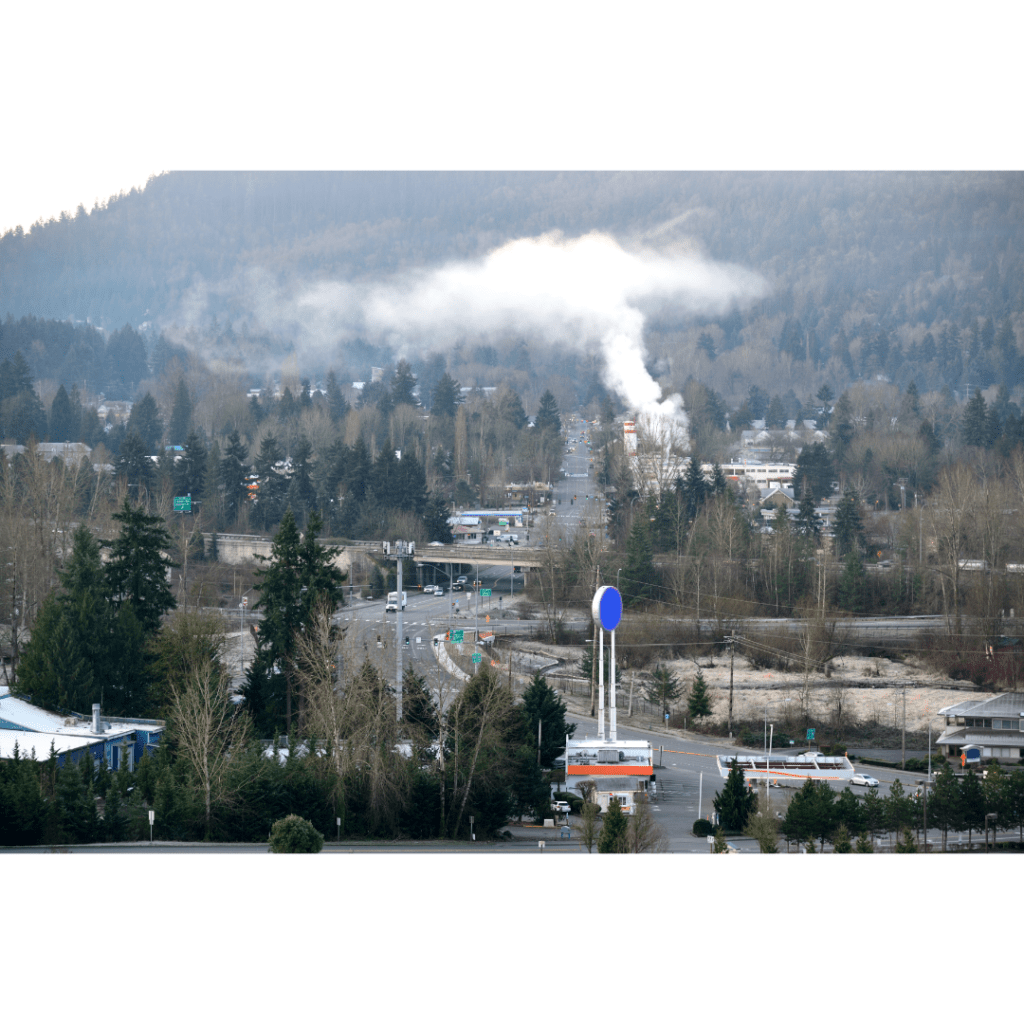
<box><xmin>517</xmin><ymin>638</ymin><xmax>984</xmax><ymax>738</ymax></box>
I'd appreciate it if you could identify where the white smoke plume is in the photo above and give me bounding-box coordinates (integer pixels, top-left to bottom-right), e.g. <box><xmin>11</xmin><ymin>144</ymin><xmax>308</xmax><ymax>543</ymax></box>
<box><xmin>173</xmin><ymin>230</ymin><xmax>769</xmax><ymax>428</ymax></box>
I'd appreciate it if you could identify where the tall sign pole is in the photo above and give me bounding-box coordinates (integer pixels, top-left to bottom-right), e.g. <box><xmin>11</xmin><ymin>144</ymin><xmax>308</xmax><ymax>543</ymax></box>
<box><xmin>591</xmin><ymin>586</ymin><xmax>623</xmax><ymax>743</ymax></box>
<box><xmin>396</xmin><ymin>549</ymin><xmax>403</xmax><ymax>722</ymax></box>
<box><xmin>384</xmin><ymin>539</ymin><xmax>414</xmax><ymax>723</ymax></box>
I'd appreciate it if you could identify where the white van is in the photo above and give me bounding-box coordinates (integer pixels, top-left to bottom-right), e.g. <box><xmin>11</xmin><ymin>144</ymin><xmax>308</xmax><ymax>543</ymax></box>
<box><xmin>385</xmin><ymin>591</ymin><xmax>407</xmax><ymax>612</ymax></box>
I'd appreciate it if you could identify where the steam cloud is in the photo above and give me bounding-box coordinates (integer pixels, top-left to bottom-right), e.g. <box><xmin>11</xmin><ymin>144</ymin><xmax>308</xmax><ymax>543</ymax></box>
<box><xmin>176</xmin><ymin>230</ymin><xmax>769</xmax><ymax>429</ymax></box>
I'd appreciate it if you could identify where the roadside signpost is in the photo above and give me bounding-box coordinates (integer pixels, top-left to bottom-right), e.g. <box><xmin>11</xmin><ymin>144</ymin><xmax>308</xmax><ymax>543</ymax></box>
<box><xmin>451</xmin><ymin>629</ymin><xmax>464</xmax><ymax>643</ymax></box>
<box><xmin>173</xmin><ymin>496</ymin><xmax>192</xmax><ymax>512</ymax></box>
<box><xmin>472</xmin><ymin>652</ymin><xmax>482</xmax><ymax>664</ymax></box>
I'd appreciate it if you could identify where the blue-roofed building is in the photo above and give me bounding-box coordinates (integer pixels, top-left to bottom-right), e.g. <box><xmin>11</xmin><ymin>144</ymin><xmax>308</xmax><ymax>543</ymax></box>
<box><xmin>0</xmin><ymin>686</ymin><xmax>164</xmax><ymax>770</ymax></box>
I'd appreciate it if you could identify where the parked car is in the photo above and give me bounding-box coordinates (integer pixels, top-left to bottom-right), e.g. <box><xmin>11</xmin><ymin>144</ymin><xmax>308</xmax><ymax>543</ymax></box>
<box><xmin>851</xmin><ymin>773</ymin><xmax>880</xmax><ymax>788</ymax></box>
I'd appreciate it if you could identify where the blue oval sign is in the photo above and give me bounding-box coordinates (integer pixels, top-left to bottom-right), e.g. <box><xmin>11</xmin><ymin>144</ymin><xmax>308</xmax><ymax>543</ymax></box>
<box><xmin>591</xmin><ymin>585</ymin><xmax>622</xmax><ymax>631</ymax></box>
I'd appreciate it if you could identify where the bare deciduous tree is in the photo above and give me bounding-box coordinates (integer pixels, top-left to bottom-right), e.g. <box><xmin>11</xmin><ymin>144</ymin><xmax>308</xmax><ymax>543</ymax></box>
<box><xmin>625</xmin><ymin>796</ymin><xmax>669</xmax><ymax>852</ymax></box>
<box><xmin>169</xmin><ymin>658</ymin><xmax>258</xmax><ymax>837</ymax></box>
<box><xmin>931</xmin><ymin>464</ymin><xmax>978</xmax><ymax>637</ymax></box>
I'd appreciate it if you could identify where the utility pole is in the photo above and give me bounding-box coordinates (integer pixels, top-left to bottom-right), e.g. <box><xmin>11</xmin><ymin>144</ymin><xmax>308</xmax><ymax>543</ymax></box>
<box><xmin>901</xmin><ymin>684</ymin><xmax>906</xmax><ymax>769</ymax></box>
<box><xmin>382</xmin><ymin>539</ymin><xmax>414</xmax><ymax>722</ymax></box>
<box><xmin>396</xmin><ymin>552</ymin><xmax>403</xmax><ymax>722</ymax></box>
<box><xmin>727</xmin><ymin>636</ymin><xmax>735</xmax><ymax>737</ymax></box>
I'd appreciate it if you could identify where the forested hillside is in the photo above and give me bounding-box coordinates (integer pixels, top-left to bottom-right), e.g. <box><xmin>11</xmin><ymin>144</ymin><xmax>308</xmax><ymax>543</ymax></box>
<box><xmin>1</xmin><ymin>172</ymin><xmax>1021</xmax><ymax>413</ymax></box>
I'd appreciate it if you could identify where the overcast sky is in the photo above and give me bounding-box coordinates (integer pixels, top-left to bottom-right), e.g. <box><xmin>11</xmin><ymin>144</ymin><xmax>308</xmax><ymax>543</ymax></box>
<box><xmin>1</xmin><ymin>2</ymin><xmax>1019</xmax><ymax>237</ymax></box>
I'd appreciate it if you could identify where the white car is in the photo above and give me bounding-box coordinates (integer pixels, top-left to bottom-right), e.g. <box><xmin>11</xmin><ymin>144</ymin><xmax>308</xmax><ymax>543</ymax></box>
<box><xmin>851</xmin><ymin>773</ymin><xmax>880</xmax><ymax>788</ymax></box>
<box><xmin>422</xmin><ymin>584</ymin><xmax>436</xmax><ymax>594</ymax></box>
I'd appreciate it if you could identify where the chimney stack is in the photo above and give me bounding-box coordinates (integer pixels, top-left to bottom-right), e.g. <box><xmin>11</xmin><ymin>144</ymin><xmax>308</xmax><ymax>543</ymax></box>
<box><xmin>92</xmin><ymin>704</ymin><xmax>103</xmax><ymax>734</ymax></box>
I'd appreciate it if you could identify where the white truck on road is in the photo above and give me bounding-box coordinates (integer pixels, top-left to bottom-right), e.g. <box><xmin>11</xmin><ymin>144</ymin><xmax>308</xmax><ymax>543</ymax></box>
<box><xmin>385</xmin><ymin>591</ymin><xmax>407</xmax><ymax>612</ymax></box>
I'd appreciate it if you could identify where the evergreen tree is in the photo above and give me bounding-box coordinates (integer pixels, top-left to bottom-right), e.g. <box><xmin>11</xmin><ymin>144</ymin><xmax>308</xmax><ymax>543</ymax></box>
<box><xmin>248</xmin><ymin>393</ymin><xmax>265</xmax><ymax>425</ymax></box>
<box><xmin>832</xmin><ymin>489</ymin><xmax>864</xmax><ymax>557</ymax></box>
<box><xmin>18</xmin><ymin>524</ymin><xmax>111</xmax><ymax>714</ymax></box>
<box><xmin>534</xmin><ymin>390</ymin><xmax>561</xmax><ymax>434</ymax></box>
<box><xmin>621</xmin><ymin>514</ymin><xmax>656</xmax><ymax>606</ymax></box>
<box><xmin>395</xmin><ymin>448</ymin><xmax>428</xmax><ymax>515</ymax></box>
<box><xmin>680</xmin><ymin>456</ymin><xmax>708</xmax><ymax>523</ymax></box>
<box><xmin>687</xmin><ymin>669</ymin><xmax>713</xmax><ymax>722</ymax></box>
<box><xmin>277</xmin><ymin>387</ymin><xmax>298</xmax><ymax>421</ymax></box>
<box><xmin>795</xmin><ymin>489</ymin><xmax>821</xmax><ymax>539</ymax></box>
<box><xmin>324</xmin><ymin>370</ymin><xmax>349</xmax><ymax>422</ymax></box>
<box><xmin>782</xmin><ymin>778</ymin><xmax>835</xmax><ymax>848</ymax></box>
<box><xmin>861</xmin><ymin>786</ymin><xmax>885</xmax><ymax>839</ymax></box>
<box><xmin>903</xmin><ymin>380</ymin><xmax>921</xmax><ymax>417</ymax></box>
<box><xmin>520</xmin><ymin>672</ymin><xmax>576</xmax><ymax>768</ymax></box>
<box><xmin>104</xmin><ymin>498</ymin><xmax>177</xmax><ymax>635</ymax></box>
<box><xmin>597</xmin><ymin>798</ymin><xmax>629</xmax><ymax>853</ymax></box>
<box><xmin>834</xmin><ymin>787</ymin><xmax>866</xmax><ymax>836</ymax></box>
<box><xmin>15</xmin><ymin>592</ymin><xmax>93</xmax><ymax>711</ymax></box>
<box><xmin>167</xmin><ymin>378</ymin><xmax>192</xmax><ymax>446</ymax></box>
<box><xmin>390</xmin><ymin>359</ymin><xmax>418</xmax><ymax>407</ymax></box>
<box><xmin>643</xmin><ymin>664</ymin><xmax>681</xmax><ymax>720</ymax></box>
<box><xmin>371</xmin><ymin>443</ymin><xmax>401</xmax><ymax>509</ymax></box>
<box><xmin>105</xmin><ymin>325</ymin><xmax>149</xmax><ymax>399</ymax></box>
<box><xmin>713</xmin><ymin>758</ymin><xmax>758</xmax><ymax>831</ymax></box>
<box><xmin>832</xmin><ymin>823</ymin><xmax>852</xmax><ymax>853</ymax></box>
<box><xmin>204</xmin><ymin>440</ymin><xmax>222</xmax><ymax>527</ymax></box>
<box><xmin>48</xmin><ymin>384</ymin><xmax>76</xmax><ymax>441</ymax></box>
<box><xmin>884</xmin><ymin>778</ymin><xmax>914</xmax><ymax>842</ymax></box>
<box><xmin>792</xmin><ymin>441</ymin><xmax>835</xmax><ymax>505</ymax></box>
<box><xmin>248</xmin><ymin>510</ymin><xmax>347</xmax><ymax>734</ymax></box>
<box><xmin>960</xmin><ymin>389</ymin><xmax>990</xmax><ymax>448</ymax></box>
<box><xmin>930</xmin><ymin>759</ymin><xmax>960</xmax><ymax>849</ymax></box>
<box><xmin>895</xmin><ymin>826</ymin><xmax>917</xmax><ymax>852</ymax></box>
<box><xmin>285</xmin><ymin>434</ymin><xmax>317</xmax><ymax>528</ymax></box>
<box><xmin>837</xmin><ymin>552</ymin><xmax>867</xmax><ymax>613</ymax></box>
<box><xmin>431</xmin><ymin>372</ymin><xmax>462</xmax><ymax>418</ymax></box>
<box><xmin>959</xmin><ymin>769</ymin><xmax>986</xmax><ymax>846</ymax></box>
<box><xmin>219</xmin><ymin>429</ymin><xmax>250</xmax><ymax>527</ymax></box>
<box><xmin>253</xmin><ymin>434</ymin><xmax>287</xmax><ymax>530</ymax></box>
<box><xmin>423</xmin><ymin>492</ymin><xmax>454</xmax><ymax>543</ymax></box>
<box><xmin>498</xmin><ymin>389</ymin><xmax>528</xmax><ymax>430</ymax></box>
<box><xmin>0</xmin><ymin>745</ymin><xmax>45</xmax><ymax>845</ymax></box>
<box><xmin>765</xmin><ymin>394</ymin><xmax>787</xmax><ymax>428</ymax></box>
<box><xmin>173</xmin><ymin>428</ymin><xmax>207</xmax><ymax>499</ymax></box>
<box><xmin>125</xmin><ymin>392</ymin><xmax>164</xmax><ymax>452</ymax></box>
<box><xmin>0</xmin><ymin>352</ymin><xmax>47</xmax><ymax>442</ymax></box>
<box><xmin>401</xmin><ymin>667</ymin><xmax>438</xmax><ymax>740</ymax></box>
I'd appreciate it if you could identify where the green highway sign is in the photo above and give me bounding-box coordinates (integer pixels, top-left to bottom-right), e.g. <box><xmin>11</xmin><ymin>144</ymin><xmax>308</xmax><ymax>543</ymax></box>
<box><xmin>451</xmin><ymin>629</ymin><xmax>464</xmax><ymax>643</ymax></box>
<box><xmin>480</xmin><ymin>589</ymin><xmax>491</xmax><ymax>597</ymax></box>
<box><xmin>806</xmin><ymin>728</ymin><xmax>815</xmax><ymax>740</ymax></box>
<box><xmin>471</xmin><ymin>653</ymin><xmax>483</xmax><ymax>664</ymax></box>
<box><xmin>173</xmin><ymin>496</ymin><xmax>192</xmax><ymax>512</ymax></box>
